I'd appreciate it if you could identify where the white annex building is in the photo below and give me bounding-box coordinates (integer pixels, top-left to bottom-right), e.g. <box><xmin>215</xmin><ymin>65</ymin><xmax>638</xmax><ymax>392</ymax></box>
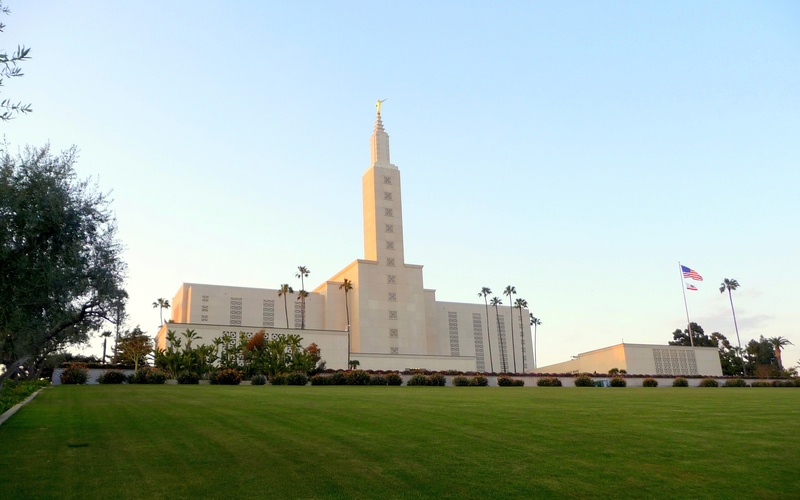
<box><xmin>158</xmin><ymin>108</ymin><xmax>534</xmax><ymax>373</ymax></box>
<box><xmin>532</xmin><ymin>343</ymin><xmax>723</xmax><ymax>376</ymax></box>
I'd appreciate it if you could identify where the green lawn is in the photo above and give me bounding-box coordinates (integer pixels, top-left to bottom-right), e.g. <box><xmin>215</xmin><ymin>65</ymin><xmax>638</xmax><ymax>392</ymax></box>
<box><xmin>1</xmin><ymin>386</ymin><xmax>798</xmax><ymax>499</ymax></box>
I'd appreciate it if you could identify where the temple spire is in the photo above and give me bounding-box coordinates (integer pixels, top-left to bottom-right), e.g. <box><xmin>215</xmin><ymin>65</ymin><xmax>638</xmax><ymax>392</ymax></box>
<box><xmin>370</xmin><ymin>110</ymin><xmax>391</xmax><ymax>167</ymax></box>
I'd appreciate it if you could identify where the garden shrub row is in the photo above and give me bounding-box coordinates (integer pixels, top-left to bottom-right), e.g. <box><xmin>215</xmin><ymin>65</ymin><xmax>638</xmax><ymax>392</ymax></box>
<box><xmin>452</xmin><ymin>375</ymin><xmax>488</xmax><ymax>386</ymax></box>
<box><xmin>497</xmin><ymin>375</ymin><xmax>525</xmax><ymax>387</ymax></box>
<box><xmin>310</xmin><ymin>371</ymin><xmax>403</xmax><ymax>386</ymax></box>
<box><xmin>0</xmin><ymin>379</ymin><xmax>50</xmax><ymax>414</ymax></box>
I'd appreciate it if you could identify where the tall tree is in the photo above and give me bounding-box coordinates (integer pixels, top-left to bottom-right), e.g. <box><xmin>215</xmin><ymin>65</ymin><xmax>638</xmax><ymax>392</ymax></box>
<box><xmin>478</xmin><ymin>287</ymin><xmax>494</xmax><ymax>373</ymax></box>
<box><xmin>277</xmin><ymin>284</ymin><xmax>294</xmax><ymax>329</ymax></box>
<box><xmin>720</xmin><ymin>278</ymin><xmax>745</xmax><ymax>376</ymax></box>
<box><xmin>769</xmin><ymin>336</ymin><xmax>793</xmax><ymax>370</ymax></box>
<box><xmin>152</xmin><ymin>298</ymin><xmax>170</xmax><ymax>325</ymax></box>
<box><xmin>490</xmin><ymin>297</ymin><xmax>506</xmax><ymax>372</ymax></box>
<box><xmin>101</xmin><ymin>331</ymin><xmax>112</xmax><ymax>364</ymax></box>
<box><xmin>296</xmin><ymin>291</ymin><xmax>309</xmax><ymax>329</ymax></box>
<box><xmin>514</xmin><ymin>298</ymin><xmax>528</xmax><ymax>371</ymax></box>
<box><xmin>503</xmin><ymin>286</ymin><xmax>517</xmax><ymax>372</ymax></box>
<box><xmin>530</xmin><ymin>314</ymin><xmax>541</xmax><ymax>369</ymax></box>
<box><xmin>0</xmin><ymin>2</ymin><xmax>32</xmax><ymax>121</ymax></box>
<box><xmin>0</xmin><ymin>145</ymin><xmax>127</xmax><ymax>388</ymax></box>
<box><xmin>339</xmin><ymin>279</ymin><xmax>353</xmax><ymax>369</ymax></box>
<box><xmin>114</xmin><ymin>327</ymin><xmax>153</xmax><ymax>372</ymax></box>
<box><xmin>295</xmin><ymin>266</ymin><xmax>310</xmax><ymax>329</ymax></box>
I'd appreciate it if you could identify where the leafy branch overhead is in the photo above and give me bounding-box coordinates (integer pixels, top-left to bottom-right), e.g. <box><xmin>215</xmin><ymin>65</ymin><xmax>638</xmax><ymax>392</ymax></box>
<box><xmin>0</xmin><ymin>2</ymin><xmax>32</xmax><ymax>121</ymax></box>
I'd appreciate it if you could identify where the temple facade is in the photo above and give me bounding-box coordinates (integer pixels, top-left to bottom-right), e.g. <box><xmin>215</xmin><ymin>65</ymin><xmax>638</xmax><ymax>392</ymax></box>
<box><xmin>158</xmin><ymin>109</ymin><xmax>533</xmax><ymax>372</ymax></box>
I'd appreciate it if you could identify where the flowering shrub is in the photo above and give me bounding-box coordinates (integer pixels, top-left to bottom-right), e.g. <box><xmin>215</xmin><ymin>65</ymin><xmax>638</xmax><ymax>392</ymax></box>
<box><xmin>537</xmin><ymin>377</ymin><xmax>562</xmax><ymax>387</ymax></box>
<box><xmin>60</xmin><ymin>364</ymin><xmax>89</xmax><ymax>385</ymax></box>
<box><xmin>211</xmin><ymin>368</ymin><xmax>242</xmax><ymax>385</ymax></box>
<box><xmin>642</xmin><ymin>378</ymin><xmax>658</xmax><ymax>387</ymax></box>
<box><xmin>699</xmin><ymin>378</ymin><xmax>719</xmax><ymax>387</ymax></box>
<box><xmin>345</xmin><ymin>370</ymin><xmax>371</xmax><ymax>385</ymax></box>
<box><xmin>98</xmin><ymin>370</ymin><xmax>126</xmax><ymax>384</ymax></box>
<box><xmin>310</xmin><ymin>374</ymin><xmax>330</xmax><ymax>385</ymax></box>
<box><xmin>250</xmin><ymin>374</ymin><xmax>267</xmax><ymax>385</ymax></box>
<box><xmin>286</xmin><ymin>373</ymin><xmax>309</xmax><ymax>386</ymax></box>
<box><xmin>385</xmin><ymin>373</ymin><xmax>403</xmax><ymax>386</ymax></box>
<box><xmin>407</xmin><ymin>374</ymin><xmax>430</xmax><ymax>386</ymax></box>
<box><xmin>673</xmin><ymin>377</ymin><xmax>689</xmax><ymax>387</ymax></box>
<box><xmin>469</xmin><ymin>375</ymin><xmax>489</xmax><ymax>387</ymax></box>
<box><xmin>513</xmin><ymin>379</ymin><xmax>525</xmax><ymax>386</ymax></box>
<box><xmin>751</xmin><ymin>381</ymin><xmax>772</xmax><ymax>387</ymax></box>
<box><xmin>428</xmin><ymin>374</ymin><xmax>446</xmax><ymax>386</ymax></box>
<box><xmin>724</xmin><ymin>378</ymin><xmax>747</xmax><ymax>387</ymax></box>
<box><xmin>773</xmin><ymin>380</ymin><xmax>795</xmax><ymax>387</ymax></box>
<box><xmin>574</xmin><ymin>375</ymin><xmax>594</xmax><ymax>387</ymax></box>
<box><xmin>453</xmin><ymin>376</ymin><xmax>470</xmax><ymax>387</ymax></box>
<box><xmin>610</xmin><ymin>377</ymin><xmax>627</xmax><ymax>387</ymax></box>
<box><xmin>269</xmin><ymin>375</ymin><xmax>286</xmax><ymax>385</ymax></box>
<box><xmin>177</xmin><ymin>372</ymin><xmax>200</xmax><ymax>385</ymax></box>
<box><xmin>497</xmin><ymin>376</ymin><xmax>514</xmax><ymax>387</ymax></box>
<box><xmin>330</xmin><ymin>372</ymin><xmax>347</xmax><ymax>385</ymax></box>
<box><xmin>369</xmin><ymin>375</ymin><xmax>388</xmax><ymax>385</ymax></box>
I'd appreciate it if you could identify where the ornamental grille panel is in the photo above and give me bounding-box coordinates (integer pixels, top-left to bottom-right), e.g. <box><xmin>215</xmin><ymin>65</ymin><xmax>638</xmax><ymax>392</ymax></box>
<box><xmin>387</xmin><ymin>275</ymin><xmax>396</xmax><ymax>284</ymax></box>
<box><xmin>389</xmin><ymin>310</ymin><xmax>398</xmax><ymax>320</ymax></box>
<box><xmin>201</xmin><ymin>315</ymin><xmax>208</xmax><ymax>322</ymax></box>
<box><xmin>472</xmin><ymin>313</ymin><xmax>485</xmax><ymax>372</ymax></box>
<box><xmin>389</xmin><ymin>328</ymin><xmax>398</xmax><ymax>338</ymax></box>
<box><xmin>383</xmin><ymin>176</ymin><xmax>392</xmax><ymax>185</ymax></box>
<box><xmin>385</xmin><ymin>208</ymin><xmax>393</xmax><ymax>217</ymax></box>
<box><xmin>202</xmin><ymin>295</ymin><xmax>209</xmax><ymax>302</ymax></box>
<box><xmin>388</xmin><ymin>293</ymin><xmax>396</xmax><ymax>302</ymax></box>
<box><xmin>653</xmin><ymin>349</ymin><xmax>698</xmax><ymax>375</ymax></box>
<box><xmin>448</xmin><ymin>312</ymin><xmax>460</xmax><ymax>356</ymax></box>
<box><xmin>201</xmin><ymin>305</ymin><xmax>208</xmax><ymax>312</ymax></box>
<box><xmin>262</xmin><ymin>299</ymin><xmax>275</xmax><ymax>327</ymax></box>
<box><xmin>390</xmin><ymin>347</ymin><xmax>399</xmax><ymax>355</ymax></box>
<box><xmin>386</xmin><ymin>258</ymin><xmax>395</xmax><ymax>267</ymax></box>
<box><xmin>497</xmin><ymin>316</ymin><xmax>508</xmax><ymax>372</ymax></box>
<box><xmin>385</xmin><ymin>224</ymin><xmax>394</xmax><ymax>233</ymax></box>
<box><xmin>294</xmin><ymin>303</ymin><xmax>302</xmax><ymax>329</ymax></box>
<box><xmin>384</xmin><ymin>192</ymin><xmax>392</xmax><ymax>200</ymax></box>
<box><xmin>519</xmin><ymin>319</ymin><xmax>527</xmax><ymax>371</ymax></box>
<box><xmin>386</xmin><ymin>241</ymin><xmax>395</xmax><ymax>250</ymax></box>
<box><xmin>229</xmin><ymin>297</ymin><xmax>242</xmax><ymax>326</ymax></box>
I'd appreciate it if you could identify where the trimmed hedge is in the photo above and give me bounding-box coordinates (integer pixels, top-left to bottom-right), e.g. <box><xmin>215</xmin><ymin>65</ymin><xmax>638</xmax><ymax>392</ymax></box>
<box><xmin>610</xmin><ymin>377</ymin><xmax>627</xmax><ymax>387</ymax></box>
<box><xmin>428</xmin><ymin>374</ymin><xmax>446</xmax><ymax>386</ymax></box>
<box><xmin>269</xmin><ymin>375</ymin><xmax>286</xmax><ymax>385</ymax></box>
<box><xmin>574</xmin><ymin>375</ymin><xmax>594</xmax><ymax>387</ymax></box>
<box><xmin>330</xmin><ymin>372</ymin><xmax>347</xmax><ymax>385</ymax></box>
<box><xmin>469</xmin><ymin>375</ymin><xmax>489</xmax><ymax>387</ymax></box>
<box><xmin>407</xmin><ymin>374</ymin><xmax>430</xmax><ymax>386</ymax></box>
<box><xmin>385</xmin><ymin>373</ymin><xmax>403</xmax><ymax>386</ymax></box>
<box><xmin>310</xmin><ymin>374</ymin><xmax>329</xmax><ymax>385</ymax></box>
<box><xmin>211</xmin><ymin>369</ymin><xmax>242</xmax><ymax>385</ymax></box>
<box><xmin>98</xmin><ymin>370</ymin><xmax>126</xmax><ymax>384</ymax></box>
<box><xmin>453</xmin><ymin>376</ymin><xmax>470</xmax><ymax>387</ymax></box>
<box><xmin>369</xmin><ymin>375</ymin><xmax>388</xmax><ymax>385</ymax></box>
<box><xmin>176</xmin><ymin>372</ymin><xmax>200</xmax><ymax>385</ymax></box>
<box><xmin>724</xmin><ymin>378</ymin><xmax>747</xmax><ymax>387</ymax></box>
<box><xmin>642</xmin><ymin>378</ymin><xmax>658</xmax><ymax>387</ymax></box>
<box><xmin>286</xmin><ymin>373</ymin><xmax>309</xmax><ymax>386</ymax></box>
<box><xmin>345</xmin><ymin>370</ymin><xmax>371</xmax><ymax>386</ymax></box>
<box><xmin>250</xmin><ymin>374</ymin><xmax>267</xmax><ymax>385</ymax></box>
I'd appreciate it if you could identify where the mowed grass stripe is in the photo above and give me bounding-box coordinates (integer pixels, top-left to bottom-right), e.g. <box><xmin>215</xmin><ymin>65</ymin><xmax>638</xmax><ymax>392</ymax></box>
<box><xmin>1</xmin><ymin>386</ymin><xmax>798</xmax><ymax>499</ymax></box>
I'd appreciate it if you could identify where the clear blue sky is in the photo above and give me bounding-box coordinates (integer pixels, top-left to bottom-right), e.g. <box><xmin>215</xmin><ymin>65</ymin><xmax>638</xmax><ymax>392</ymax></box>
<box><xmin>6</xmin><ymin>1</ymin><xmax>799</xmax><ymax>368</ymax></box>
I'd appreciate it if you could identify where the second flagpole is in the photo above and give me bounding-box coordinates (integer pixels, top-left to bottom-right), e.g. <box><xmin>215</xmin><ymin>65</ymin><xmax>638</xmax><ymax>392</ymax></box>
<box><xmin>678</xmin><ymin>262</ymin><xmax>694</xmax><ymax>348</ymax></box>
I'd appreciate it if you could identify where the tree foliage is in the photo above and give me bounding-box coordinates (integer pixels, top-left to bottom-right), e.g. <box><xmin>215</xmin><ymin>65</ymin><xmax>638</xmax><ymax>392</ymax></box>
<box><xmin>0</xmin><ymin>2</ymin><xmax>32</xmax><ymax>121</ymax></box>
<box><xmin>0</xmin><ymin>144</ymin><xmax>127</xmax><ymax>383</ymax></box>
<box><xmin>114</xmin><ymin>327</ymin><xmax>153</xmax><ymax>372</ymax></box>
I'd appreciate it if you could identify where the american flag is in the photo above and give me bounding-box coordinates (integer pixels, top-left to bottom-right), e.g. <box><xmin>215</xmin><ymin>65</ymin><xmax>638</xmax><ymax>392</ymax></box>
<box><xmin>681</xmin><ymin>265</ymin><xmax>703</xmax><ymax>281</ymax></box>
<box><xmin>686</xmin><ymin>284</ymin><xmax>698</xmax><ymax>291</ymax></box>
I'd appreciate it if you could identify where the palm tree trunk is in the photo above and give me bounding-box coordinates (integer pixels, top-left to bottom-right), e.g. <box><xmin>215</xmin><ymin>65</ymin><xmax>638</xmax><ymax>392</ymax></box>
<box><xmin>494</xmin><ymin>305</ymin><xmax>505</xmax><ymax>373</ymax></box>
<box><xmin>484</xmin><ymin>297</ymin><xmax>494</xmax><ymax>373</ymax></box>
<box><xmin>284</xmin><ymin>295</ymin><xmax>290</xmax><ymax>329</ymax></box>
<box><xmin>776</xmin><ymin>346</ymin><xmax>783</xmax><ymax>370</ymax></box>
<box><xmin>518</xmin><ymin>311</ymin><xmax>526</xmax><ymax>371</ymax></box>
<box><xmin>728</xmin><ymin>289</ymin><xmax>745</xmax><ymax>376</ymax></box>
<box><xmin>509</xmin><ymin>304</ymin><xmax>516</xmax><ymax>373</ymax></box>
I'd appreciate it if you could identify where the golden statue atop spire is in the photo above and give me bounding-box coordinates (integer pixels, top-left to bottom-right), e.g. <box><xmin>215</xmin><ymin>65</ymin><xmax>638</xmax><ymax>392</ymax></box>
<box><xmin>376</xmin><ymin>98</ymin><xmax>389</xmax><ymax>116</ymax></box>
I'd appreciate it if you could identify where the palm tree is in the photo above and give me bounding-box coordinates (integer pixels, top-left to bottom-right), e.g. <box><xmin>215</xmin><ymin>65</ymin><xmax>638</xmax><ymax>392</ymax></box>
<box><xmin>514</xmin><ymin>298</ymin><xmax>528</xmax><ymax>371</ymax></box>
<box><xmin>295</xmin><ymin>266</ymin><xmax>310</xmax><ymax>329</ymax></box>
<box><xmin>339</xmin><ymin>278</ymin><xmax>354</xmax><ymax>368</ymax></box>
<box><xmin>769</xmin><ymin>336</ymin><xmax>794</xmax><ymax>370</ymax></box>
<box><xmin>478</xmin><ymin>287</ymin><xmax>494</xmax><ymax>373</ymax></box>
<box><xmin>278</xmin><ymin>284</ymin><xmax>294</xmax><ymax>328</ymax></box>
<box><xmin>503</xmin><ymin>286</ymin><xmax>517</xmax><ymax>372</ymax></box>
<box><xmin>490</xmin><ymin>296</ymin><xmax>507</xmax><ymax>372</ymax></box>
<box><xmin>296</xmin><ymin>291</ymin><xmax>309</xmax><ymax>329</ymax></box>
<box><xmin>720</xmin><ymin>278</ymin><xmax>745</xmax><ymax>376</ymax></box>
<box><xmin>152</xmin><ymin>298</ymin><xmax>170</xmax><ymax>325</ymax></box>
<box><xmin>530</xmin><ymin>314</ymin><xmax>542</xmax><ymax>369</ymax></box>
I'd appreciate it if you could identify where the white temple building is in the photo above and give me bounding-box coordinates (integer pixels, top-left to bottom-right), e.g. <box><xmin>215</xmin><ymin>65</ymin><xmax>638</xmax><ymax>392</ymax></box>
<box><xmin>158</xmin><ymin>108</ymin><xmax>533</xmax><ymax>372</ymax></box>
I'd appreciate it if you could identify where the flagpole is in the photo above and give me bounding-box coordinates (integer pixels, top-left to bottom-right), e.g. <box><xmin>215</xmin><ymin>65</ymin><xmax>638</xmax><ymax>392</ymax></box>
<box><xmin>678</xmin><ymin>262</ymin><xmax>694</xmax><ymax>348</ymax></box>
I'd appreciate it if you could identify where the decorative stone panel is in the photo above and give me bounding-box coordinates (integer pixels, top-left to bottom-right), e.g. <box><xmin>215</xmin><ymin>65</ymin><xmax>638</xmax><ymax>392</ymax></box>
<box><xmin>230</xmin><ymin>297</ymin><xmax>242</xmax><ymax>326</ymax></box>
<box><xmin>472</xmin><ymin>313</ymin><xmax>485</xmax><ymax>372</ymax></box>
<box><xmin>448</xmin><ymin>312</ymin><xmax>460</xmax><ymax>356</ymax></box>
